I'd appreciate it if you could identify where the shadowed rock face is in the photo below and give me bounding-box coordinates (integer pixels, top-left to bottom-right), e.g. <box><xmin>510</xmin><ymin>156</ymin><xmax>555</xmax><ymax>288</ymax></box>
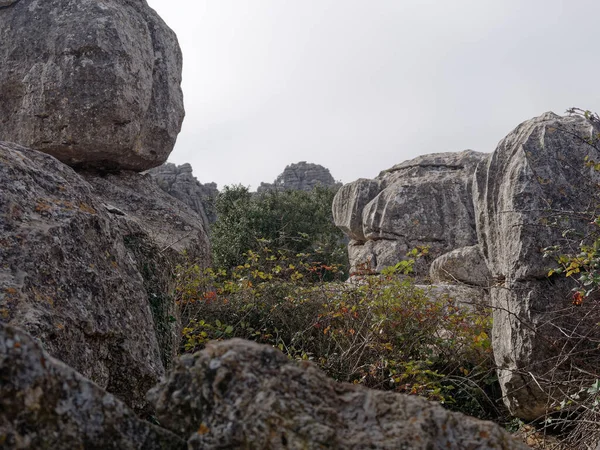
<box><xmin>474</xmin><ymin>112</ymin><xmax>600</xmax><ymax>420</ymax></box>
<box><xmin>0</xmin><ymin>142</ymin><xmax>210</xmax><ymax>413</ymax></box>
<box><xmin>258</xmin><ymin>161</ymin><xmax>340</xmax><ymax>193</ymax></box>
<box><xmin>0</xmin><ymin>322</ymin><xmax>186</xmax><ymax>450</ymax></box>
<box><xmin>333</xmin><ymin>150</ymin><xmax>488</xmax><ymax>274</ymax></box>
<box><xmin>0</xmin><ymin>0</ymin><xmax>184</xmax><ymax>171</ymax></box>
<box><xmin>148</xmin><ymin>338</ymin><xmax>527</xmax><ymax>450</ymax></box>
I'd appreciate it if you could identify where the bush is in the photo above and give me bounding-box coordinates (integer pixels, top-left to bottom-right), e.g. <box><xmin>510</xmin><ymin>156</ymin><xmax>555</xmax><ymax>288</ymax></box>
<box><xmin>210</xmin><ymin>185</ymin><xmax>347</xmax><ymax>275</ymax></box>
<box><xmin>174</xmin><ymin>246</ymin><xmax>500</xmax><ymax>420</ymax></box>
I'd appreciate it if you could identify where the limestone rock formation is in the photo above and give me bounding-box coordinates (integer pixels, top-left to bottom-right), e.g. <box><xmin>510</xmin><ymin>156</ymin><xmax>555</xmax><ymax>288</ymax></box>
<box><xmin>148</xmin><ymin>338</ymin><xmax>526</xmax><ymax>450</ymax></box>
<box><xmin>258</xmin><ymin>161</ymin><xmax>340</xmax><ymax>193</ymax></box>
<box><xmin>0</xmin><ymin>0</ymin><xmax>184</xmax><ymax>171</ymax></box>
<box><xmin>0</xmin><ymin>142</ymin><xmax>210</xmax><ymax>413</ymax></box>
<box><xmin>474</xmin><ymin>112</ymin><xmax>600</xmax><ymax>420</ymax></box>
<box><xmin>148</xmin><ymin>162</ymin><xmax>218</xmax><ymax>226</ymax></box>
<box><xmin>430</xmin><ymin>245</ymin><xmax>491</xmax><ymax>287</ymax></box>
<box><xmin>0</xmin><ymin>322</ymin><xmax>185</xmax><ymax>450</ymax></box>
<box><xmin>333</xmin><ymin>150</ymin><xmax>488</xmax><ymax>274</ymax></box>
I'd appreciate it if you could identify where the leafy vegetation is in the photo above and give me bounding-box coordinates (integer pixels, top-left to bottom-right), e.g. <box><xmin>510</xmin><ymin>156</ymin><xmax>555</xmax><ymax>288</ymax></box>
<box><xmin>175</xmin><ymin>244</ymin><xmax>500</xmax><ymax>420</ymax></box>
<box><xmin>210</xmin><ymin>184</ymin><xmax>347</xmax><ymax>275</ymax></box>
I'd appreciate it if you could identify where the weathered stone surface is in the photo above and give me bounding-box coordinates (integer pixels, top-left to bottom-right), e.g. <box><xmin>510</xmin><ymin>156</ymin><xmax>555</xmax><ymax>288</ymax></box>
<box><xmin>0</xmin><ymin>142</ymin><xmax>210</xmax><ymax>413</ymax></box>
<box><xmin>332</xmin><ymin>179</ymin><xmax>381</xmax><ymax>242</ymax></box>
<box><xmin>0</xmin><ymin>0</ymin><xmax>184</xmax><ymax>171</ymax></box>
<box><xmin>258</xmin><ymin>161</ymin><xmax>340</xmax><ymax>193</ymax></box>
<box><xmin>148</xmin><ymin>162</ymin><xmax>218</xmax><ymax>226</ymax></box>
<box><xmin>335</xmin><ymin>150</ymin><xmax>488</xmax><ymax>275</ymax></box>
<box><xmin>0</xmin><ymin>322</ymin><xmax>185</xmax><ymax>450</ymax></box>
<box><xmin>430</xmin><ymin>245</ymin><xmax>491</xmax><ymax>287</ymax></box>
<box><xmin>0</xmin><ymin>0</ymin><xmax>18</xmax><ymax>8</ymax></box>
<box><xmin>149</xmin><ymin>339</ymin><xmax>526</xmax><ymax>450</ymax></box>
<box><xmin>474</xmin><ymin>112</ymin><xmax>600</xmax><ymax>420</ymax></box>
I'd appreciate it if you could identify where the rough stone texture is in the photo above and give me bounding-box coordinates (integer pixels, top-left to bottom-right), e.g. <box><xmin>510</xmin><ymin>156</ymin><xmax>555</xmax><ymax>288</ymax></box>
<box><xmin>258</xmin><ymin>161</ymin><xmax>341</xmax><ymax>193</ymax></box>
<box><xmin>148</xmin><ymin>339</ymin><xmax>526</xmax><ymax>450</ymax></box>
<box><xmin>474</xmin><ymin>112</ymin><xmax>600</xmax><ymax>420</ymax></box>
<box><xmin>0</xmin><ymin>0</ymin><xmax>18</xmax><ymax>7</ymax></box>
<box><xmin>0</xmin><ymin>322</ymin><xmax>185</xmax><ymax>450</ymax></box>
<box><xmin>0</xmin><ymin>142</ymin><xmax>210</xmax><ymax>413</ymax></box>
<box><xmin>332</xmin><ymin>179</ymin><xmax>381</xmax><ymax>242</ymax></box>
<box><xmin>430</xmin><ymin>245</ymin><xmax>492</xmax><ymax>287</ymax></box>
<box><xmin>334</xmin><ymin>150</ymin><xmax>489</xmax><ymax>275</ymax></box>
<box><xmin>148</xmin><ymin>162</ymin><xmax>218</xmax><ymax>227</ymax></box>
<box><xmin>0</xmin><ymin>0</ymin><xmax>184</xmax><ymax>171</ymax></box>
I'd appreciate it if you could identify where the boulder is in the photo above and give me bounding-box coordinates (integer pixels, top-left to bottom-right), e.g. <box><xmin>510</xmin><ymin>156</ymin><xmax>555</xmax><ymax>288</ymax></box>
<box><xmin>474</xmin><ymin>112</ymin><xmax>600</xmax><ymax>419</ymax></box>
<box><xmin>148</xmin><ymin>162</ymin><xmax>218</xmax><ymax>226</ymax></box>
<box><xmin>258</xmin><ymin>161</ymin><xmax>340</xmax><ymax>193</ymax></box>
<box><xmin>0</xmin><ymin>322</ymin><xmax>185</xmax><ymax>450</ymax></box>
<box><xmin>0</xmin><ymin>0</ymin><xmax>184</xmax><ymax>171</ymax></box>
<box><xmin>430</xmin><ymin>245</ymin><xmax>491</xmax><ymax>287</ymax></box>
<box><xmin>148</xmin><ymin>338</ymin><xmax>527</xmax><ymax>450</ymax></box>
<box><xmin>334</xmin><ymin>150</ymin><xmax>489</xmax><ymax>275</ymax></box>
<box><xmin>0</xmin><ymin>142</ymin><xmax>210</xmax><ymax>413</ymax></box>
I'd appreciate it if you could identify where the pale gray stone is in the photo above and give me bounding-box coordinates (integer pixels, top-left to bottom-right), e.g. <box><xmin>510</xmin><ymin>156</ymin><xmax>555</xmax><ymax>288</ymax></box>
<box><xmin>258</xmin><ymin>161</ymin><xmax>340</xmax><ymax>193</ymax></box>
<box><xmin>430</xmin><ymin>245</ymin><xmax>491</xmax><ymax>287</ymax></box>
<box><xmin>0</xmin><ymin>0</ymin><xmax>184</xmax><ymax>171</ymax></box>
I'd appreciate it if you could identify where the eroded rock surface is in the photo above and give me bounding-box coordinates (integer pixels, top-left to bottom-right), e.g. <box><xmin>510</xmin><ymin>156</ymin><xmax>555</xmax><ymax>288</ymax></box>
<box><xmin>148</xmin><ymin>162</ymin><xmax>218</xmax><ymax>226</ymax></box>
<box><xmin>258</xmin><ymin>161</ymin><xmax>340</xmax><ymax>193</ymax></box>
<box><xmin>149</xmin><ymin>338</ymin><xmax>527</xmax><ymax>450</ymax></box>
<box><xmin>334</xmin><ymin>150</ymin><xmax>488</xmax><ymax>274</ymax></box>
<box><xmin>0</xmin><ymin>142</ymin><xmax>209</xmax><ymax>413</ymax></box>
<box><xmin>0</xmin><ymin>322</ymin><xmax>185</xmax><ymax>450</ymax></box>
<box><xmin>0</xmin><ymin>0</ymin><xmax>184</xmax><ymax>171</ymax></box>
<box><xmin>474</xmin><ymin>112</ymin><xmax>600</xmax><ymax>419</ymax></box>
<box><xmin>430</xmin><ymin>245</ymin><xmax>491</xmax><ymax>287</ymax></box>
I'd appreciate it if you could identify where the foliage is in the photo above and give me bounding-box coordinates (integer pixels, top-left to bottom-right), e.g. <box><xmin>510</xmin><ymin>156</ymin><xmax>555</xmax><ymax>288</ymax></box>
<box><xmin>210</xmin><ymin>184</ymin><xmax>347</xmax><ymax>275</ymax></box>
<box><xmin>175</xmin><ymin>246</ymin><xmax>500</xmax><ymax>420</ymax></box>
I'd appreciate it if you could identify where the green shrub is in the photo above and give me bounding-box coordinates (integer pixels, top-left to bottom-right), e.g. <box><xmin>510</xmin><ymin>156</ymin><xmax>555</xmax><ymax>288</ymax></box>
<box><xmin>175</xmin><ymin>247</ymin><xmax>499</xmax><ymax>420</ymax></box>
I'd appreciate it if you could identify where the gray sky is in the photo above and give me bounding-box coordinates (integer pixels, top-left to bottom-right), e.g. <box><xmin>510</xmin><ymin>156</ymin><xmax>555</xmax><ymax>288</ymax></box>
<box><xmin>146</xmin><ymin>0</ymin><xmax>600</xmax><ymax>190</ymax></box>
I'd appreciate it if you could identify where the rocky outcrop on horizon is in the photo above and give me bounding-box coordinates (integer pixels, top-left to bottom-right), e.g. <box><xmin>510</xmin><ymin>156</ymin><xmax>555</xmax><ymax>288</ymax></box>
<box><xmin>258</xmin><ymin>161</ymin><xmax>341</xmax><ymax>193</ymax></box>
<box><xmin>148</xmin><ymin>162</ymin><xmax>219</xmax><ymax>226</ymax></box>
<box><xmin>0</xmin><ymin>0</ymin><xmax>184</xmax><ymax>171</ymax></box>
<box><xmin>333</xmin><ymin>150</ymin><xmax>488</xmax><ymax>275</ymax></box>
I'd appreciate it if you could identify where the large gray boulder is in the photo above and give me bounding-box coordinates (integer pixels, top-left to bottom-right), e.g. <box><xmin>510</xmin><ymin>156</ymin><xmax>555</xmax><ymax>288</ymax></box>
<box><xmin>0</xmin><ymin>0</ymin><xmax>184</xmax><ymax>171</ymax></box>
<box><xmin>258</xmin><ymin>161</ymin><xmax>340</xmax><ymax>193</ymax></box>
<box><xmin>148</xmin><ymin>162</ymin><xmax>218</xmax><ymax>227</ymax></box>
<box><xmin>0</xmin><ymin>322</ymin><xmax>185</xmax><ymax>450</ymax></box>
<box><xmin>430</xmin><ymin>245</ymin><xmax>491</xmax><ymax>287</ymax></box>
<box><xmin>149</xmin><ymin>338</ymin><xmax>527</xmax><ymax>450</ymax></box>
<box><xmin>0</xmin><ymin>142</ymin><xmax>210</xmax><ymax>413</ymax></box>
<box><xmin>474</xmin><ymin>112</ymin><xmax>600</xmax><ymax>420</ymax></box>
<box><xmin>334</xmin><ymin>150</ymin><xmax>488</xmax><ymax>274</ymax></box>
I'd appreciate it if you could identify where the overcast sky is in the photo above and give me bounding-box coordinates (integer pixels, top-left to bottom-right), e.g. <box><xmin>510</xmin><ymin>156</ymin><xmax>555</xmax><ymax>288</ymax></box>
<box><xmin>146</xmin><ymin>0</ymin><xmax>600</xmax><ymax>190</ymax></box>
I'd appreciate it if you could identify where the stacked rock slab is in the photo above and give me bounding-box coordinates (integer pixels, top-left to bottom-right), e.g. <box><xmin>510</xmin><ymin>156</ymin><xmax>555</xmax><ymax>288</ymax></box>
<box><xmin>149</xmin><ymin>338</ymin><xmax>527</xmax><ymax>450</ymax></box>
<box><xmin>474</xmin><ymin>112</ymin><xmax>600</xmax><ymax>420</ymax></box>
<box><xmin>0</xmin><ymin>0</ymin><xmax>184</xmax><ymax>171</ymax></box>
<box><xmin>333</xmin><ymin>150</ymin><xmax>488</xmax><ymax>274</ymax></box>
<box><xmin>258</xmin><ymin>161</ymin><xmax>340</xmax><ymax>193</ymax></box>
<box><xmin>0</xmin><ymin>142</ymin><xmax>210</xmax><ymax>413</ymax></box>
<box><xmin>148</xmin><ymin>162</ymin><xmax>219</xmax><ymax>226</ymax></box>
<box><xmin>0</xmin><ymin>322</ymin><xmax>185</xmax><ymax>450</ymax></box>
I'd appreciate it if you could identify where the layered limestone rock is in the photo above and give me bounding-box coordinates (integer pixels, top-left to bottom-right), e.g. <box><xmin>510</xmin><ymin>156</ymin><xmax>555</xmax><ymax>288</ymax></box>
<box><xmin>149</xmin><ymin>339</ymin><xmax>526</xmax><ymax>450</ymax></box>
<box><xmin>333</xmin><ymin>150</ymin><xmax>488</xmax><ymax>274</ymax></box>
<box><xmin>0</xmin><ymin>142</ymin><xmax>210</xmax><ymax>413</ymax></box>
<box><xmin>258</xmin><ymin>161</ymin><xmax>340</xmax><ymax>193</ymax></box>
<box><xmin>0</xmin><ymin>0</ymin><xmax>184</xmax><ymax>171</ymax></box>
<box><xmin>474</xmin><ymin>112</ymin><xmax>600</xmax><ymax>420</ymax></box>
<box><xmin>430</xmin><ymin>245</ymin><xmax>491</xmax><ymax>287</ymax></box>
<box><xmin>0</xmin><ymin>322</ymin><xmax>185</xmax><ymax>450</ymax></box>
<box><xmin>148</xmin><ymin>162</ymin><xmax>218</xmax><ymax>226</ymax></box>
